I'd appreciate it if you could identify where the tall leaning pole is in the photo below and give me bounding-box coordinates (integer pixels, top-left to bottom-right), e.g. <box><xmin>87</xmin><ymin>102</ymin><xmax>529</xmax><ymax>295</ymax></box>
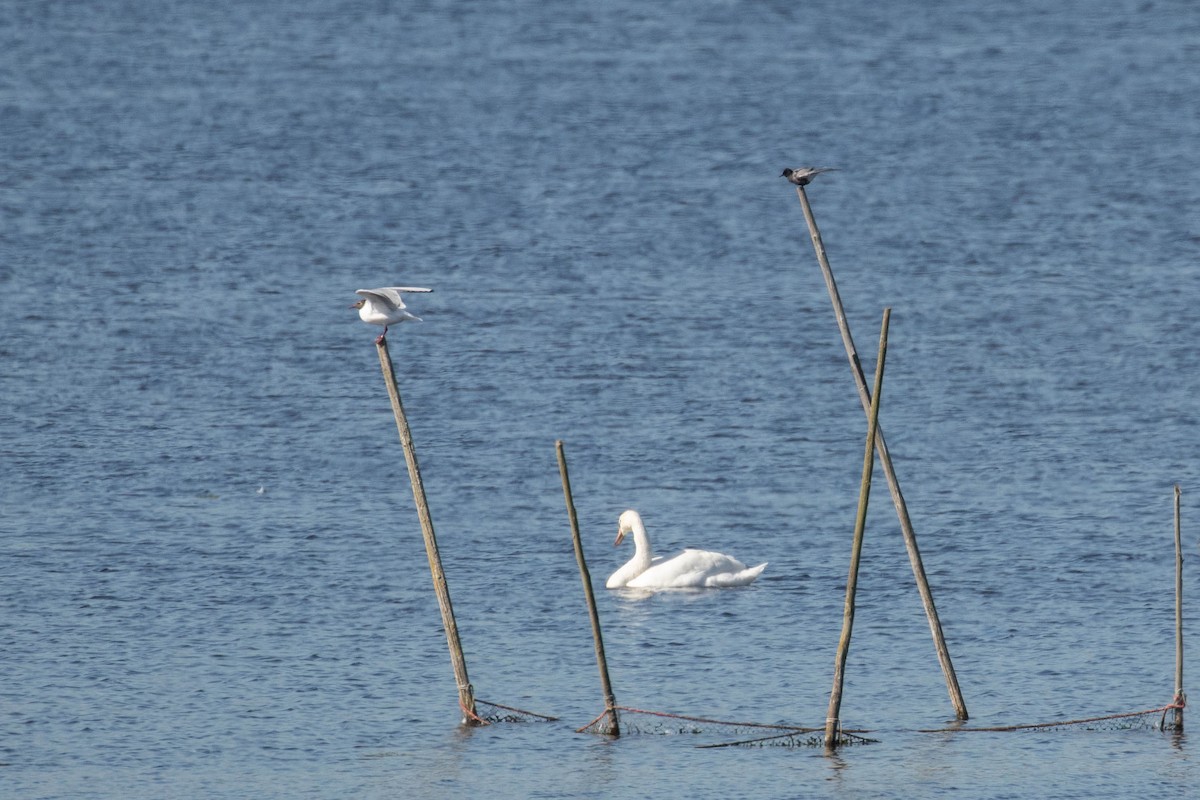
<box><xmin>789</xmin><ymin>173</ymin><xmax>969</xmax><ymax>720</ymax></box>
<box><xmin>375</xmin><ymin>335</ymin><xmax>481</xmax><ymax>725</ymax></box>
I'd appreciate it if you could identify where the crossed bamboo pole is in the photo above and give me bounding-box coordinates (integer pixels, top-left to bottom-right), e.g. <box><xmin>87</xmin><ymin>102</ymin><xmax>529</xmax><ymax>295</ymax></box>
<box><xmin>793</xmin><ymin>182</ymin><xmax>969</xmax><ymax>721</ymax></box>
<box><xmin>825</xmin><ymin>309</ymin><xmax>890</xmax><ymax>748</ymax></box>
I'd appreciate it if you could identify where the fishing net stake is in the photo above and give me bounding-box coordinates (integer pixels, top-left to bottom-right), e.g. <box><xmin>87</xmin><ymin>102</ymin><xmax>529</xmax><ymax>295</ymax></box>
<box><xmin>915</xmin><ymin>488</ymin><xmax>1188</xmax><ymax>737</ymax></box>
<box><xmin>557</xmin><ymin>437</ymin><xmax>837</xmax><ymax>742</ymax></box>
<box><xmin>557</xmin><ymin>440</ymin><xmax>621</xmax><ymax>736</ymax></box>
<box><xmin>825</xmin><ymin>309</ymin><xmax>889</xmax><ymax>749</ymax></box>
<box><xmin>793</xmin><ymin>181</ymin><xmax>969</xmax><ymax>721</ymax></box>
<box><xmin>375</xmin><ymin>337</ymin><xmax>480</xmax><ymax>725</ymax></box>
<box><xmin>1171</xmin><ymin>484</ymin><xmax>1185</xmax><ymax>731</ymax></box>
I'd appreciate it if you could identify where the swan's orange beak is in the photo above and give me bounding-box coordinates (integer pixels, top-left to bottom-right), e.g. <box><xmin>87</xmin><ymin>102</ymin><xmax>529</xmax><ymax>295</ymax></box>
<box><xmin>613</xmin><ymin>529</ymin><xmax>626</xmax><ymax>546</ymax></box>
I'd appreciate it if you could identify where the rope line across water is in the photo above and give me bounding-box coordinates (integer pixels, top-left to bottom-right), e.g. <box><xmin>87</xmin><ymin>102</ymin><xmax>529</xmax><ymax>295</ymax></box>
<box><xmin>917</xmin><ymin>701</ymin><xmax>1185</xmax><ymax>733</ymax></box>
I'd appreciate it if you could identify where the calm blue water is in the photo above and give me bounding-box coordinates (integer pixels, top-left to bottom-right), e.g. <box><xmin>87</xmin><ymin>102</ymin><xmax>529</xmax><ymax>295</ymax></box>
<box><xmin>3</xmin><ymin>0</ymin><xmax>1199</xmax><ymax>796</ymax></box>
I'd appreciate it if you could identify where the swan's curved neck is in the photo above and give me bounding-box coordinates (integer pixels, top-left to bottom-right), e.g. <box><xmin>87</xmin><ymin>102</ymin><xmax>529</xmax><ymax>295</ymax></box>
<box><xmin>627</xmin><ymin>514</ymin><xmax>652</xmax><ymax>563</ymax></box>
<box><xmin>607</xmin><ymin>512</ymin><xmax>655</xmax><ymax>588</ymax></box>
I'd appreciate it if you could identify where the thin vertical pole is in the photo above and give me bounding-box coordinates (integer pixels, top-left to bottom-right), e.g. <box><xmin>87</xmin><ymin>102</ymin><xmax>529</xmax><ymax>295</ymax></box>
<box><xmin>825</xmin><ymin>308</ymin><xmax>890</xmax><ymax>749</ymax></box>
<box><xmin>795</xmin><ymin>183</ymin><xmax>969</xmax><ymax>720</ymax></box>
<box><xmin>375</xmin><ymin>337</ymin><xmax>480</xmax><ymax>725</ymax></box>
<box><xmin>1174</xmin><ymin>484</ymin><xmax>1185</xmax><ymax>731</ymax></box>
<box><xmin>557</xmin><ymin>440</ymin><xmax>620</xmax><ymax>736</ymax></box>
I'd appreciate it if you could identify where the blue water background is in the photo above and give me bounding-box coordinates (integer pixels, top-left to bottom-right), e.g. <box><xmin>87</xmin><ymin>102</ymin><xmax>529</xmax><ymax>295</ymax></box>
<box><xmin>2</xmin><ymin>0</ymin><xmax>1199</xmax><ymax>797</ymax></box>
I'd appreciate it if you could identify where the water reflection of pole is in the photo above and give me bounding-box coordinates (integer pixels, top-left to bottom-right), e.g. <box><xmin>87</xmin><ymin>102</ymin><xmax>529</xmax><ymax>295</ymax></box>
<box><xmin>557</xmin><ymin>440</ymin><xmax>620</xmax><ymax>736</ymax></box>
<box><xmin>793</xmin><ymin>182</ymin><xmax>969</xmax><ymax>721</ymax></box>
<box><xmin>375</xmin><ymin>337</ymin><xmax>480</xmax><ymax>725</ymax></box>
<box><xmin>825</xmin><ymin>309</ymin><xmax>889</xmax><ymax>749</ymax></box>
<box><xmin>1173</xmin><ymin>484</ymin><xmax>1185</xmax><ymax>731</ymax></box>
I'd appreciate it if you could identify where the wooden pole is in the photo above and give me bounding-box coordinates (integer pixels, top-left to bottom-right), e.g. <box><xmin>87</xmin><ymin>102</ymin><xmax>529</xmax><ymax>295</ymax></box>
<box><xmin>794</xmin><ymin>183</ymin><xmax>969</xmax><ymax>720</ymax></box>
<box><xmin>556</xmin><ymin>440</ymin><xmax>620</xmax><ymax>736</ymax></box>
<box><xmin>1174</xmin><ymin>484</ymin><xmax>1185</xmax><ymax>731</ymax></box>
<box><xmin>375</xmin><ymin>337</ymin><xmax>480</xmax><ymax>725</ymax></box>
<box><xmin>825</xmin><ymin>308</ymin><xmax>890</xmax><ymax>749</ymax></box>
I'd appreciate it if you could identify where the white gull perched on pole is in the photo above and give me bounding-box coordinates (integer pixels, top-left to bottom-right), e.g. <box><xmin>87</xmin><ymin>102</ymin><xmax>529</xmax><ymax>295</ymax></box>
<box><xmin>351</xmin><ymin>286</ymin><xmax>432</xmax><ymax>343</ymax></box>
<box><xmin>781</xmin><ymin>166</ymin><xmax>838</xmax><ymax>186</ymax></box>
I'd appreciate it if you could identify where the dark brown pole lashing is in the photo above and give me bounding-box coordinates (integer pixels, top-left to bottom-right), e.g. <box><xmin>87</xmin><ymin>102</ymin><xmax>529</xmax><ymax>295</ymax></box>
<box><xmin>557</xmin><ymin>440</ymin><xmax>620</xmax><ymax>736</ymax></box>
<box><xmin>825</xmin><ymin>308</ymin><xmax>890</xmax><ymax>749</ymax></box>
<box><xmin>1173</xmin><ymin>484</ymin><xmax>1185</xmax><ymax>731</ymax></box>
<box><xmin>795</xmin><ymin>183</ymin><xmax>968</xmax><ymax>720</ymax></box>
<box><xmin>375</xmin><ymin>337</ymin><xmax>480</xmax><ymax>725</ymax></box>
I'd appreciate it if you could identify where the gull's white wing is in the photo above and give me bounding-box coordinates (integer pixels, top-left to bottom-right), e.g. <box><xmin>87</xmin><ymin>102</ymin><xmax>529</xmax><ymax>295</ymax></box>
<box><xmin>356</xmin><ymin>287</ymin><xmax>432</xmax><ymax>310</ymax></box>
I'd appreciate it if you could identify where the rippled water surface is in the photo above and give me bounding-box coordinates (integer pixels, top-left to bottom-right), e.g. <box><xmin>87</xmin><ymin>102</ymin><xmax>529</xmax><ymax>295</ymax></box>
<box><xmin>3</xmin><ymin>1</ymin><xmax>1199</xmax><ymax>797</ymax></box>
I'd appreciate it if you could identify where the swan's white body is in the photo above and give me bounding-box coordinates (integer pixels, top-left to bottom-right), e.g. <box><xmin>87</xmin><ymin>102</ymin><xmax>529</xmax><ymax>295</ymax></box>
<box><xmin>606</xmin><ymin>509</ymin><xmax>767</xmax><ymax>589</ymax></box>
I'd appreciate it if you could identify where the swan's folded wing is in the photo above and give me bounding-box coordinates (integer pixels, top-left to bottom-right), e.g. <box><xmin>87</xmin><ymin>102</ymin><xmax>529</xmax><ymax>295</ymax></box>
<box><xmin>703</xmin><ymin>562</ymin><xmax>767</xmax><ymax>587</ymax></box>
<box><xmin>626</xmin><ymin>549</ymin><xmax>765</xmax><ymax>589</ymax></box>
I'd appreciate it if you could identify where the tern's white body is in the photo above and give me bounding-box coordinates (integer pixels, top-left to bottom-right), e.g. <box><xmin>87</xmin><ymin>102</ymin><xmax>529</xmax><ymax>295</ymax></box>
<box><xmin>781</xmin><ymin>166</ymin><xmax>838</xmax><ymax>186</ymax></box>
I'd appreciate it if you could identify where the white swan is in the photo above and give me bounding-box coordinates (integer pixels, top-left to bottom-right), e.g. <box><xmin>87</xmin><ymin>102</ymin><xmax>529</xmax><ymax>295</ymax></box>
<box><xmin>605</xmin><ymin>509</ymin><xmax>767</xmax><ymax>589</ymax></box>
